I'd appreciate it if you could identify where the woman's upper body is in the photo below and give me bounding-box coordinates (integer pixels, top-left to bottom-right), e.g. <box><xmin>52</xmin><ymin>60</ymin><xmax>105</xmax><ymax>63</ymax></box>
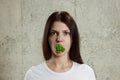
<box><xmin>24</xmin><ymin>11</ymin><xmax>96</xmax><ymax>80</ymax></box>
<box><xmin>24</xmin><ymin>61</ymin><xmax>96</xmax><ymax>80</ymax></box>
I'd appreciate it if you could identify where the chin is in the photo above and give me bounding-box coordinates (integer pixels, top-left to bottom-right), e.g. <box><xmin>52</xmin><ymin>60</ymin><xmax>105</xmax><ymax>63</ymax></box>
<box><xmin>53</xmin><ymin>52</ymin><xmax>68</xmax><ymax>57</ymax></box>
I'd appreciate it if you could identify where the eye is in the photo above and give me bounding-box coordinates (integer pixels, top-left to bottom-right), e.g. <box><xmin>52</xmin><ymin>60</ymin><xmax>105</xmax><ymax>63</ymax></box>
<box><xmin>64</xmin><ymin>31</ymin><xmax>70</xmax><ymax>36</ymax></box>
<box><xmin>50</xmin><ymin>31</ymin><xmax>57</xmax><ymax>36</ymax></box>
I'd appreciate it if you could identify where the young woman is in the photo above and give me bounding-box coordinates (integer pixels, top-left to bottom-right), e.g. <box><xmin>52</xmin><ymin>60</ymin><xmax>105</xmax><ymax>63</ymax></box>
<box><xmin>24</xmin><ymin>11</ymin><xmax>96</xmax><ymax>80</ymax></box>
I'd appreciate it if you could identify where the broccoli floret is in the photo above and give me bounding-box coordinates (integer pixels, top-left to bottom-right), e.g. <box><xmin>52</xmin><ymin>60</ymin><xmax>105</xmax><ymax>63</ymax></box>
<box><xmin>55</xmin><ymin>44</ymin><xmax>65</xmax><ymax>53</ymax></box>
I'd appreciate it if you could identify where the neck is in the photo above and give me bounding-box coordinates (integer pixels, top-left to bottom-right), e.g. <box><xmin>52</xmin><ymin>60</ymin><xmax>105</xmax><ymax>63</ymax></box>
<box><xmin>49</xmin><ymin>57</ymin><xmax>71</xmax><ymax>67</ymax></box>
<box><xmin>46</xmin><ymin>54</ymin><xmax>73</xmax><ymax>72</ymax></box>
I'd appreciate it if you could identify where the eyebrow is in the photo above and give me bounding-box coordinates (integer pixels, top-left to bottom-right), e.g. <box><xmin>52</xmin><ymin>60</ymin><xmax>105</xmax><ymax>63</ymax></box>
<box><xmin>50</xmin><ymin>29</ymin><xmax>70</xmax><ymax>32</ymax></box>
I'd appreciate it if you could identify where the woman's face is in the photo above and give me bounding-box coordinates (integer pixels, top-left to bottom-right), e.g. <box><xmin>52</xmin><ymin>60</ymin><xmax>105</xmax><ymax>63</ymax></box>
<box><xmin>48</xmin><ymin>21</ymin><xmax>72</xmax><ymax>56</ymax></box>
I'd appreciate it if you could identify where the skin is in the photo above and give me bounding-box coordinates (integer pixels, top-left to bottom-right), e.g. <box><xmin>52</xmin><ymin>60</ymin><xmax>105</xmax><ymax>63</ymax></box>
<box><xmin>49</xmin><ymin>21</ymin><xmax>72</xmax><ymax>57</ymax></box>
<box><xmin>47</xmin><ymin>21</ymin><xmax>73</xmax><ymax>72</ymax></box>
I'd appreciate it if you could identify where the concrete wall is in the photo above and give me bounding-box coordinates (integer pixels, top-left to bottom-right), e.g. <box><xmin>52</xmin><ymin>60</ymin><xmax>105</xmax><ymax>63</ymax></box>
<box><xmin>0</xmin><ymin>0</ymin><xmax>120</xmax><ymax>80</ymax></box>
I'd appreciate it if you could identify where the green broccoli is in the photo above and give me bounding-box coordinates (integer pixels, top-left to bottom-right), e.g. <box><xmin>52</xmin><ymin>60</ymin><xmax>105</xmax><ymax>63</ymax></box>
<box><xmin>55</xmin><ymin>44</ymin><xmax>65</xmax><ymax>53</ymax></box>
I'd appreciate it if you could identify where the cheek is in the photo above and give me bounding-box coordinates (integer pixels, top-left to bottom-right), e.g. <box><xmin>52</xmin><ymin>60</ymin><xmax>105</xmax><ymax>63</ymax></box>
<box><xmin>66</xmin><ymin>36</ymin><xmax>72</xmax><ymax>43</ymax></box>
<box><xmin>65</xmin><ymin>37</ymin><xmax>72</xmax><ymax>47</ymax></box>
<box><xmin>48</xmin><ymin>37</ymin><xmax>55</xmax><ymax>47</ymax></box>
<box><xmin>48</xmin><ymin>37</ymin><xmax>52</xmax><ymax>46</ymax></box>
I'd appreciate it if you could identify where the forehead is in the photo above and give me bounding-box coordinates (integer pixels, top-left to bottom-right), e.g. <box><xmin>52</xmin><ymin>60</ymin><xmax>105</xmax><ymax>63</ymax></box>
<box><xmin>51</xmin><ymin>21</ymin><xmax>70</xmax><ymax>31</ymax></box>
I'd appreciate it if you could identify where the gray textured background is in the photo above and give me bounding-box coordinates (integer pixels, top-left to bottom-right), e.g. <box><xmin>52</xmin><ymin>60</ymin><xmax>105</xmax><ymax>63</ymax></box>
<box><xmin>0</xmin><ymin>0</ymin><xmax>120</xmax><ymax>80</ymax></box>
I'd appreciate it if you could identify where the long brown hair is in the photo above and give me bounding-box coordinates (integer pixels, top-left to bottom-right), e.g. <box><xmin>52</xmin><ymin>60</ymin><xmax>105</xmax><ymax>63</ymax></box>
<box><xmin>42</xmin><ymin>11</ymin><xmax>83</xmax><ymax>64</ymax></box>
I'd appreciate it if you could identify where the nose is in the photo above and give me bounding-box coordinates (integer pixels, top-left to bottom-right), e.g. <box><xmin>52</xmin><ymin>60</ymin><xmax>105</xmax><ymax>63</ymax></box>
<box><xmin>56</xmin><ymin>34</ymin><xmax>64</xmax><ymax>42</ymax></box>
